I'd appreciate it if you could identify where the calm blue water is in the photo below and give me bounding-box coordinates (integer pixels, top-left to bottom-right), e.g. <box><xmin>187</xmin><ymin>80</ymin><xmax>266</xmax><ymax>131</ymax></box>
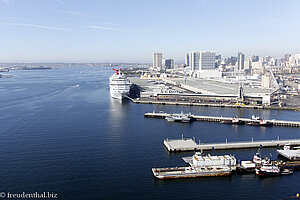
<box><xmin>0</xmin><ymin>66</ymin><xmax>299</xmax><ymax>200</ymax></box>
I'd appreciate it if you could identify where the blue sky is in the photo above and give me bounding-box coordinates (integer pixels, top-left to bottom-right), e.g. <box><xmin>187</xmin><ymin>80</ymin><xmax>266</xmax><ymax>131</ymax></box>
<box><xmin>0</xmin><ymin>0</ymin><xmax>300</xmax><ymax>63</ymax></box>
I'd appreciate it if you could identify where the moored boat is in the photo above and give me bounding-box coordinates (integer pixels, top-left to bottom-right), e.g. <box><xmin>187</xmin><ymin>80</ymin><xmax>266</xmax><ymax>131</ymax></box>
<box><xmin>251</xmin><ymin>115</ymin><xmax>261</xmax><ymax>121</ymax></box>
<box><xmin>220</xmin><ymin>120</ymin><xmax>231</xmax><ymax>124</ymax></box>
<box><xmin>152</xmin><ymin>152</ymin><xmax>236</xmax><ymax>179</ymax></box>
<box><xmin>152</xmin><ymin>166</ymin><xmax>232</xmax><ymax>179</ymax></box>
<box><xmin>247</xmin><ymin>121</ymin><xmax>261</xmax><ymax>126</ymax></box>
<box><xmin>219</xmin><ymin>118</ymin><xmax>244</xmax><ymax>125</ymax></box>
<box><xmin>259</xmin><ymin>120</ymin><xmax>273</xmax><ymax>126</ymax></box>
<box><xmin>231</xmin><ymin>118</ymin><xmax>242</xmax><ymax>124</ymax></box>
<box><xmin>165</xmin><ymin>111</ymin><xmax>191</xmax><ymax>123</ymax></box>
<box><xmin>109</xmin><ymin>68</ymin><xmax>131</xmax><ymax>100</ymax></box>
<box><xmin>165</xmin><ymin>115</ymin><xmax>175</xmax><ymax>122</ymax></box>
<box><xmin>255</xmin><ymin>162</ymin><xmax>293</xmax><ymax>176</ymax></box>
<box><xmin>238</xmin><ymin>161</ymin><xmax>256</xmax><ymax>174</ymax></box>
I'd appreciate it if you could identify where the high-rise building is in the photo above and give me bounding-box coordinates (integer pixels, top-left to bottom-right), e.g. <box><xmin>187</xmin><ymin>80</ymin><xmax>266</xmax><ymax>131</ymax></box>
<box><xmin>185</xmin><ymin>53</ymin><xmax>189</xmax><ymax>66</ymax></box>
<box><xmin>251</xmin><ymin>55</ymin><xmax>259</xmax><ymax>62</ymax></box>
<box><xmin>244</xmin><ymin>58</ymin><xmax>251</xmax><ymax>70</ymax></box>
<box><xmin>153</xmin><ymin>53</ymin><xmax>162</xmax><ymax>70</ymax></box>
<box><xmin>199</xmin><ymin>51</ymin><xmax>215</xmax><ymax>70</ymax></box>
<box><xmin>162</xmin><ymin>58</ymin><xmax>174</xmax><ymax>69</ymax></box>
<box><xmin>284</xmin><ymin>54</ymin><xmax>291</xmax><ymax>62</ymax></box>
<box><xmin>226</xmin><ymin>56</ymin><xmax>238</xmax><ymax>65</ymax></box>
<box><xmin>237</xmin><ymin>52</ymin><xmax>245</xmax><ymax>72</ymax></box>
<box><xmin>189</xmin><ymin>51</ymin><xmax>200</xmax><ymax>71</ymax></box>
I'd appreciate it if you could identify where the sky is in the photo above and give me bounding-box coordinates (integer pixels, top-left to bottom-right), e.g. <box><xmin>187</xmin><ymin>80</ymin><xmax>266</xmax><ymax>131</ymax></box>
<box><xmin>0</xmin><ymin>0</ymin><xmax>300</xmax><ymax>63</ymax></box>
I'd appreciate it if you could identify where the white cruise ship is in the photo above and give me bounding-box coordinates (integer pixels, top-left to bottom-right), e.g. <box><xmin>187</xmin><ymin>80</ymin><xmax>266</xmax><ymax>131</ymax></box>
<box><xmin>109</xmin><ymin>69</ymin><xmax>131</xmax><ymax>100</ymax></box>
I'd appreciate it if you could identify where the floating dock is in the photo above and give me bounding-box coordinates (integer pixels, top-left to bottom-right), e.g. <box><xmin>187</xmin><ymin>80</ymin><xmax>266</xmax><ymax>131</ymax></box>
<box><xmin>144</xmin><ymin>112</ymin><xmax>300</xmax><ymax>127</ymax></box>
<box><xmin>164</xmin><ymin>138</ymin><xmax>300</xmax><ymax>152</ymax></box>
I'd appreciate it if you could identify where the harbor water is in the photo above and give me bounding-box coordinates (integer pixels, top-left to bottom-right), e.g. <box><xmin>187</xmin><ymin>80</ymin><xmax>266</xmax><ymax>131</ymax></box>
<box><xmin>0</xmin><ymin>66</ymin><xmax>300</xmax><ymax>200</ymax></box>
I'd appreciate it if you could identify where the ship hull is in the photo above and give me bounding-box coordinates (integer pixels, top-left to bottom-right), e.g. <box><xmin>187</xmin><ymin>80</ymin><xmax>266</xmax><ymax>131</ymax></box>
<box><xmin>255</xmin><ymin>169</ymin><xmax>293</xmax><ymax>176</ymax></box>
<box><xmin>152</xmin><ymin>167</ymin><xmax>232</xmax><ymax>179</ymax></box>
<box><xmin>110</xmin><ymin>90</ymin><xmax>129</xmax><ymax>100</ymax></box>
<box><xmin>154</xmin><ymin>172</ymin><xmax>232</xmax><ymax>179</ymax></box>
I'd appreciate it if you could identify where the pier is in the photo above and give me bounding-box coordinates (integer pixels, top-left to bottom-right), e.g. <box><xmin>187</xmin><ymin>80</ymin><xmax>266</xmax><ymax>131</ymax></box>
<box><xmin>164</xmin><ymin>137</ymin><xmax>300</xmax><ymax>152</ymax></box>
<box><xmin>144</xmin><ymin>112</ymin><xmax>300</xmax><ymax>127</ymax></box>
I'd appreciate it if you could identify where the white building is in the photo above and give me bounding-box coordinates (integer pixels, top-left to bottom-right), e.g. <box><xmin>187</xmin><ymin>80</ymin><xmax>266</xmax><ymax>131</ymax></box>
<box><xmin>185</xmin><ymin>53</ymin><xmax>189</xmax><ymax>66</ymax></box>
<box><xmin>261</xmin><ymin>74</ymin><xmax>272</xmax><ymax>88</ymax></box>
<box><xmin>199</xmin><ymin>51</ymin><xmax>215</xmax><ymax>70</ymax></box>
<box><xmin>189</xmin><ymin>51</ymin><xmax>200</xmax><ymax>72</ymax></box>
<box><xmin>237</xmin><ymin>52</ymin><xmax>245</xmax><ymax>72</ymax></box>
<box><xmin>189</xmin><ymin>51</ymin><xmax>220</xmax><ymax>78</ymax></box>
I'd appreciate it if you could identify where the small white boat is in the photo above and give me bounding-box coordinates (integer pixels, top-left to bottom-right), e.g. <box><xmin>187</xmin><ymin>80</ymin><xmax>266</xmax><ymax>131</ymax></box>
<box><xmin>251</xmin><ymin>115</ymin><xmax>261</xmax><ymax>121</ymax></box>
<box><xmin>165</xmin><ymin>115</ymin><xmax>175</xmax><ymax>122</ymax></box>
<box><xmin>165</xmin><ymin>111</ymin><xmax>191</xmax><ymax>123</ymax></box>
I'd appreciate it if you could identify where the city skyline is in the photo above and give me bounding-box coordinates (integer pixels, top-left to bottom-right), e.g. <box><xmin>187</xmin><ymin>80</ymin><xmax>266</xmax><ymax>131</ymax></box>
<box><xmin>0</xmin><ymin>0</ymin><xmax>300</xmax><ymax>62</ymax></box>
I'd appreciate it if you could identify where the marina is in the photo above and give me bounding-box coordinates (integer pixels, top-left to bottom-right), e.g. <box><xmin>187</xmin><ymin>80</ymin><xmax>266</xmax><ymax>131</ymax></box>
<box><xmin>145</xmin><ymin>111</ymin><xmax>300</xmax><ymax>127</ymax></box>
<box><xmin>152</xmin><ymin>150</ymin><xmax>298</xmax><ymax>179</ymax></box>
<box><xmin>163</xmin><ymin>137</ymin><xmax>300</xmax><ymax>152</ymax></box>
<box><xmin>1</xmin><ymin>66</ymin><xmax>300</xmax><ymax>200</ymax></box>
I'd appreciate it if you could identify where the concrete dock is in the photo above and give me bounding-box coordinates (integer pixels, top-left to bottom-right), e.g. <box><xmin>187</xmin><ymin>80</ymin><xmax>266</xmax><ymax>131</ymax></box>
<box><xmin>144</xmin><ymin>112</ymin><xmax>300</xmax><ymax>127</ymax></box>
<box><xmin>277</xmin><ymin>149</ymin><xmax>300</xmax><ymax>160</ymax></box>
<box><xmin>164</xmin><ymin>138</ymin><xmax>300</xmax><ymax>152</ymax></box>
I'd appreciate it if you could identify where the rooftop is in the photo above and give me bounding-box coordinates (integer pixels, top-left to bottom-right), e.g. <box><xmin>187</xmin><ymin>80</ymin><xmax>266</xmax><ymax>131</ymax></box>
<box><xmin>164</xmin><ymin>77</ymin><xmax>274</xmax><ymax>96</ymax></box>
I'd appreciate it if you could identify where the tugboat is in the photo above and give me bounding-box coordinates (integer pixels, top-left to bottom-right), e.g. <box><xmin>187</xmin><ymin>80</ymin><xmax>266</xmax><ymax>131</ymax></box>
<box><xmin>255</xmin><ymin>158</ymin><xmax>293</xmax><ymax>176</ymax></box>
<box><xmin>253</xmin><ymin>150</ymin><xmax>263</xmax><ymax>164</ymax></box>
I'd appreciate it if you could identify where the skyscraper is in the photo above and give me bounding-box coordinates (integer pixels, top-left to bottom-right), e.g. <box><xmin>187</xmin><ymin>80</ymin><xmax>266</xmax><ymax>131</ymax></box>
<box><xmin>199</xmin><ymin>51</ymin><xmax>215</xmax><ymax>70</ymax></box>
<box><xmin>189</xmin><ymin>51</ymin><xmax>200</xmax><ymax>71</ymax></box>
<box><xmin>162</xmin><ymin>59</ymin><xmax>174</xmax><ymax>69</ymax></box>
<box><xmin>153</xmin><ymin>53</ymin><xmax>162</xmax><ymax>70</ymax></box>
<box><xmin>185</xmin><ymin>53</ymin><xmax>189</xmax><ymax>66</ymax></box>
<box><xmin>237</xmin><ymin>52</ymin><xmax>245</xmax><ymax>72</ymax></box>
<box><xmin>284</xmin><ymin>54</ymin><xmax>291</xmax><ymax>62</ymax></box>
<box><xmin>251</xmin><ymin>55</ymin><xmax>259</xmax><ymax>62</ymax></box>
